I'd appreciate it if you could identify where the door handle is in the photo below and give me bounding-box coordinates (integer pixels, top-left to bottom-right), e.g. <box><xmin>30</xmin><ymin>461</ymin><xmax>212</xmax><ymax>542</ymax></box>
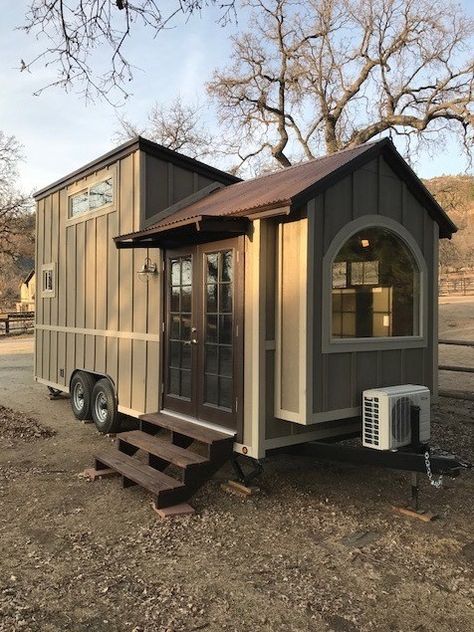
<box><xmin>191</xmin><ymin>338</ymin><xmax>198</xmax><ymax>345</ymax></box>
<box><xmin>183</xmin><ymin>339</ymin><xmax>198</xmax><ymax>345</ymax></box>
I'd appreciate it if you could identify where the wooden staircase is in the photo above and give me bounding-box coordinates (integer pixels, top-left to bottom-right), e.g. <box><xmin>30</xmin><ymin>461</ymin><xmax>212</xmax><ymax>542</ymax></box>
<box><xmin>93</xmin><ymin>412</ymin><xmax>235</xmax><ymax>509</ymax></box>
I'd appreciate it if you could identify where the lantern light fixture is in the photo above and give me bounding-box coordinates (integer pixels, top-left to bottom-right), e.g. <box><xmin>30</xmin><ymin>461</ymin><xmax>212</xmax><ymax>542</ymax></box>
<box><xmin>137</xmin><ymin>257</ymin><xmax>158</xmax><ymax>282</ymax></box>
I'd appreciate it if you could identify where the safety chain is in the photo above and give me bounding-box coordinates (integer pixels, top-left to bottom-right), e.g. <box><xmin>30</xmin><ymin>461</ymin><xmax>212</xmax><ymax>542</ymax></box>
<box><xmin>424</xmin><ymin>450</ymin><xmax>443</xmax><ymax>488</ymax></box>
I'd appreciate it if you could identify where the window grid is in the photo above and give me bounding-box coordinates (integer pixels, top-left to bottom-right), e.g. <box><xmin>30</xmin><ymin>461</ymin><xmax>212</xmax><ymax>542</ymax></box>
<box><xmin>168</xmin><ymin>256</ymin><xmax>192</xmax><ymax>400</ymax></box>
<box><xmin>69</xmin><ymin>177</ymin><xmax>113</xmax><ymax>218</ymax></box>
<box><xmin>331</xmin><ymin>228</ymin><xmax>417</xmax><ymax>339</ymax></box>
<box><xmin>204</xmin><ymin>250</ymin><xmax>233</xmax><ymax>411</ymax></box>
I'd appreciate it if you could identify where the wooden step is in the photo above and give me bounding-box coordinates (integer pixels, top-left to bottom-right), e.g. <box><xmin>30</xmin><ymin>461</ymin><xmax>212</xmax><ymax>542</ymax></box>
<box><xmin>140</xmin><ymin>412</ymin><xmax>234</xmax><ymax>445</ymax></box>
<box><xmin>94</xmin><ymin>448</ymin><xmax>186</xmax><ymax>508</ymax></box>
<box><xmin>117</xmin><ymin>430</ymin><xmax>208</xmax><ymax>469</ymax></box>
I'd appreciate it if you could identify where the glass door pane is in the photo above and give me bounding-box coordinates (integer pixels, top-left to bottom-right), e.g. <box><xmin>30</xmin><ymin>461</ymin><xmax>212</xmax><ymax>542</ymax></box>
<box><xmin>203</xmin><ymin>250</ymin><xmax>234</xmax><ymax>411</ymax></box>
<box><xmin>167</xmin><ymin>255</ymin><xmax>192</xmax><ymax>400</ymax></box>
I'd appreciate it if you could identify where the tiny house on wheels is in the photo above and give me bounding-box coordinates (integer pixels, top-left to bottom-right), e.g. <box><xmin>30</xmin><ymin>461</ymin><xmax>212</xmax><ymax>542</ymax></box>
<box><xmin>34</xmin><ymin>136</ymin><xmax>458</xmax><ymax>511</ymax></box>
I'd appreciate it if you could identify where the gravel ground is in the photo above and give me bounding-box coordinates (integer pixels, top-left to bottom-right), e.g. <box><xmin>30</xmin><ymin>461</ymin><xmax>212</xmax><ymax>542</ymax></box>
<box><xmin>0</xmin><ymin>319</ymin><xmax>473</xmax><ymax>632</ymax></box>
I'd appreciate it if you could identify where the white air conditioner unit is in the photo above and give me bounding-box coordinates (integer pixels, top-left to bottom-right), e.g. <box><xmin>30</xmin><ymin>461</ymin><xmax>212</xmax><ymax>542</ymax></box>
<box><xmin>362</xmin><ymin>385</ymin><xmax>430</xmax><ymax>450</ymax></box>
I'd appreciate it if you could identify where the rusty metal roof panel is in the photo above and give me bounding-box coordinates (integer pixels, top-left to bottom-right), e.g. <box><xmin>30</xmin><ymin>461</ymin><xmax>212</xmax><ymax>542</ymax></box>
<box><xmin>121</xmin><ymin>142</ymin><xmax>376</xmax><ymax>241</ymax></box>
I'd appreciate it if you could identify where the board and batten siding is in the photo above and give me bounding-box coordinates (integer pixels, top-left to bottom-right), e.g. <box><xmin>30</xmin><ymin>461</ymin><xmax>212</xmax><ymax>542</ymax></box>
<box><xmin>266</xmin><ymin>155</ymin><xmax>437</xmax><ymax>446</ymax></box>
<box><xmin>309</xmin><ymin>156</ymin><xmax>437</xmax><ymax>419</ymax></box>
<box><xmin>143</xmin><ymin>153</ymin><xmax>217</xmax><ymax>226</ymax></box>
<box><xmin>35</xmin><ymin>150</ymin><xmax>162</xmax><ymax>416</ymax></box>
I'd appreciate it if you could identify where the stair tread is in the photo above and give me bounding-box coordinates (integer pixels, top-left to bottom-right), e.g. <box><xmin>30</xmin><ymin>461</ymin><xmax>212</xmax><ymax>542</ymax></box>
<box><xmin>94</xmin><ymin>448</ymin><xmax>185</xmax><ymax>495</ymax></box>
<box><xmin>140</xmin><ymin>412</ymin><xmax>234</xmax><ymax>445</ymax></box>
<box><xmin>118</xmin><ymin>430</ymin><xmax>208</xmax><ymax>468</ymax></box>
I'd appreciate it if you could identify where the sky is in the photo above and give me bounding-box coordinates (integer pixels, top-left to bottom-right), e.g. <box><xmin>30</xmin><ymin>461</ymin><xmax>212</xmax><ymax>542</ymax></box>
<box><xmin>1</xmin><ymin>2</ymin><xmax>473</xmax><ymax>193</ymax></box>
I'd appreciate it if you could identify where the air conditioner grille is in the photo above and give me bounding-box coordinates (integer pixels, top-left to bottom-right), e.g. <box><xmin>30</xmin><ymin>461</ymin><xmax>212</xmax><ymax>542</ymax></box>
<box><xmin>391</xmin><ymin>396</ymin><xmax>411</xmax><ymax>444</ymax></box>
<box><xmin>363</xmin><ymin>398</ymin><xmax>380</xmax><ymax>447</ymax></box>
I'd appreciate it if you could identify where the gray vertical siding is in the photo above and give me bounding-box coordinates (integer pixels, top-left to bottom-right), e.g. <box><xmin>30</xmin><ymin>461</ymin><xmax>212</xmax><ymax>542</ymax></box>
<box><xmin>265</xmin><ymin>155</ymin><xmax>438</xmax><ymax>443</ymax></box>
<box><xmin>143</xmin><ymin>153</ymin><xmax>218</xmax><ymax>224</ymax></box>
<box><xmin>312</xmin><ymin>156</ymin><xmax>436</xmax><ymax>414</ymax></box>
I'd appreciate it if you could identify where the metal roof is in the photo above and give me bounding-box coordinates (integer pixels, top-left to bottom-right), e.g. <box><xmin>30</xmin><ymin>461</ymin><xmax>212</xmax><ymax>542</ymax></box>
<box><xmin>115</xmin><ymin>138</ymin><xmax>457</xmax><ymax>245</ymax></box>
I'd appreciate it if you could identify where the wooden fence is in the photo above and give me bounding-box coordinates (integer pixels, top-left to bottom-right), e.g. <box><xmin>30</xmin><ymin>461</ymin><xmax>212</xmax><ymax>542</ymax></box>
<box><xmin>0</xmin><ymin>312</ymin><xmax>35</xmax><ymax>336</ymax></box>
<box><xmin>439</xmin><ymin>338</ymin><xmax>474</xmax><ymax>401</ymax></box>
<box><xmin>439</xmin><ymin>272</ymin><xmax>474</xmax><ymax>296</ymax></box>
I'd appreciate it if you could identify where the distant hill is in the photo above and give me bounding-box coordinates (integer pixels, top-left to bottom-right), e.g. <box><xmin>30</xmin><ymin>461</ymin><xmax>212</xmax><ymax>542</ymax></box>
<box><xmin>424</xmin><ymin>174</ymin><xmax>474</xmax><ymax>271</ymax></box>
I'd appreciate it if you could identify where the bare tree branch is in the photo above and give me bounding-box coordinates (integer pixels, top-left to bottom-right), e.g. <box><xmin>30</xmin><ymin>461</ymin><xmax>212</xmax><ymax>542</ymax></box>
<box><xmin>208</xmin><ymin>0</ymin><xmax>474</xmax><ymax>170</ymax></box>
<box><xmin>114</xmin><ymin>96</ymin><xmax>215</xmax><ymax>160</ymax></box>
<box><xmin>21</xmin><ymin>0</ymin><xmax>238</xmax><ymax>103</ymax></box>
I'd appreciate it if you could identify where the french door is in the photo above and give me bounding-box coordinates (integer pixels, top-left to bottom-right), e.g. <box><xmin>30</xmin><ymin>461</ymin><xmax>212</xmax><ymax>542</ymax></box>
<box><xmin>163</xmin><ymin>238</ymin><xmax>243</xmax><ymax>433</ymax></box>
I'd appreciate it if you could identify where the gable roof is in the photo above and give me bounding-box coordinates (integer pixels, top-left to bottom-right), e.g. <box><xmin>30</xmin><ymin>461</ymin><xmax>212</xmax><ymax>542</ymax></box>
<box><xmin>33</xmin><ymin>136</ymin><xmax>240</xmax><ymax>200</ymax></box>
<box><xmin>23</xmin><ymin>269</ymin><xmax>35</xmax><ymax>285</ymax></box>
<box><xmin>115</xmin><ymin>138</ymin><xmax>456</xmax><ymax>247</ymax></box>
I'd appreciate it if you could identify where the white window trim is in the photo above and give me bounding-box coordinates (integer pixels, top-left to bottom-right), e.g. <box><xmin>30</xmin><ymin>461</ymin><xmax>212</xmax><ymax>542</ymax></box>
<box><xmin>321</xmin><ymin>215</ymin><xmax>428</xmax><ymax>353</ymax></box>
<box><xmin>41</xmin><ymin>263</ymin><xmax>56</xmax><ymax>299</ymax></box>
<box><xmin>66</xmin><ymin>170</ymin><xmax>116</xmax><ymax>223</ymax></box>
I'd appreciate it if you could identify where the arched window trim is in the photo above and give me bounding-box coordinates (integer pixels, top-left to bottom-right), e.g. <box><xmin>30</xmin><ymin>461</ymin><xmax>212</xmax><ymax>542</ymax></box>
<box><xmin>322</xmin><ymin>215</ymin><xmax>428</xmax><ymax>354</ymax></box>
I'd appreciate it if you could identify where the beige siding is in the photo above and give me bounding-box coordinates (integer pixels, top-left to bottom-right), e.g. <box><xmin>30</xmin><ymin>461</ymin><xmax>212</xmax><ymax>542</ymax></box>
<box><xmin>35</xmin><ymin>150</ymin><xmax>162</xmax><ymax>416</ymax></box>
<box><xmin>274</xmin><ymin>218</ymin><xmax>307</xmax><ymax>422</ymax></box>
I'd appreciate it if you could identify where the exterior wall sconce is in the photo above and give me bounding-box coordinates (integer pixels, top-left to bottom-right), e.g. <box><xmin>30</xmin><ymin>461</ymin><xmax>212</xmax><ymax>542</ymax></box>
<box><xmin>137</xmin><ymin>257</ymin><xmax>158</xmax><ymax>282</ymax></box>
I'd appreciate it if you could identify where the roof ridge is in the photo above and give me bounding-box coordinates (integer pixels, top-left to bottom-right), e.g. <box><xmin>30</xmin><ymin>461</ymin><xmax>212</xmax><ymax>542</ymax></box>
<box><xmin>229</xmin><ymin>139</ymin><xmax>384</xmax><ymax>188</ymax></box>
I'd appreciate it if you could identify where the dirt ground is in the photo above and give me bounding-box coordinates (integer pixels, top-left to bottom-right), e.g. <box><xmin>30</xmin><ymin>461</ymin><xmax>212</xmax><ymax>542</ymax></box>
<box><xmin>0</xmin><ymin>303</ymin><xmax>473</xmax><ymax>632</ymax></box>
<box><xmin>439</xmin><ymin>295</ymin><xmax>474</xmax><ymax>393</ymax></box>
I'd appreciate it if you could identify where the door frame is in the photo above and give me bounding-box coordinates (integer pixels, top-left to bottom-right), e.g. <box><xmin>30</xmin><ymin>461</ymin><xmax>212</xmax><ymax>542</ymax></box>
<box><xmin>161</xmin><ymin>237</ymin><xmax>245</xmax><ymax>439</ymax></box>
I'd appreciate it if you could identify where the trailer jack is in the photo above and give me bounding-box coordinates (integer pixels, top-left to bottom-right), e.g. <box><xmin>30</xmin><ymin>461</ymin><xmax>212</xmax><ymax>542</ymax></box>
<box><xmin>231</xmin><ymin>455</ymin><xmax>264</xmax><ymax>487</ymax></box>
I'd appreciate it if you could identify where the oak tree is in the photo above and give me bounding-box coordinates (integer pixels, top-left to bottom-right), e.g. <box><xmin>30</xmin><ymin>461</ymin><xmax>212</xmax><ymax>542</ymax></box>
<box><xmin>208</xmin><ymin>0</ymin><xmax>474</xmax><ymax>171</ymax></box>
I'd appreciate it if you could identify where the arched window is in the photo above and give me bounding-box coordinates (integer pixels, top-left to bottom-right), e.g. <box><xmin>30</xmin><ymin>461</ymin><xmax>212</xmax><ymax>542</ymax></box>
<box><xmin>331</xmin><ymin>227</ymin><xmax>420</xmax><ymax>339</ymax></box>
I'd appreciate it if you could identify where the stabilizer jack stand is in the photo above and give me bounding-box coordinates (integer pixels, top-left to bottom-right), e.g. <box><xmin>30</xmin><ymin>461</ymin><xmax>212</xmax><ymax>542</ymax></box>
<box><xmin>231</xmin><ymin>455</ymin><xmax>264</xmax><ymax>487</ymax></box>
<box><xmin>47</xmin><ymin>386</ymin><xmax>63</xmax><ymax>400</ymax></box>
<box><xmin>411</xmin><ymin>472</ymin><xmax>420</xmax><ymax>512</ymax></box>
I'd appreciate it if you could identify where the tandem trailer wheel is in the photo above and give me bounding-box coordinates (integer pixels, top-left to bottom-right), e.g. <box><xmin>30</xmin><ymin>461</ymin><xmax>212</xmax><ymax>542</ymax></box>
<box><xmin>70</xmin><ymin>371</ymin><xmax>96</xmax><ymax>420</ymax></box>
<box><xmin>91</xmin><ymin>378</ymin><xmax>122</xmax><ymax>434</ymax></box>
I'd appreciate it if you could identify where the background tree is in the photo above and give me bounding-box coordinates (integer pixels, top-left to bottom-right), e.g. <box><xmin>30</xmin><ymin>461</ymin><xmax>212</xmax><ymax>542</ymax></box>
<box><xmin>208</xmin><ymin>0</ymin><xmax>474</xmax><ymax>171</ymax></box>
<box><xmin>115</xmin><ymin>97</ymin><xmax>214</xmax><ymax>160</ymax></box>
<box><xmin>426</xmin><ymin>175</ymin><xmax>474</xmax><ymax>271</ymax></box>
<box><xmin>0</xmin><ymin>132</ymin><xmax>34</xmax><ymax>311</ymax></box>
<box><xmin>21</xmin><ymin>0</ymin><xmax>237</xmax><ymax>102</ymax></box>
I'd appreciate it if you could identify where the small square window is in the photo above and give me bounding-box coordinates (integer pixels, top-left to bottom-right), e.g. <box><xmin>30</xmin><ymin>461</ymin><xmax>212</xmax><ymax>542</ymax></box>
<box><xmin>41</xmin><ymin>264</ymin><xmax>56</xmax><ymax>298</ymax></box>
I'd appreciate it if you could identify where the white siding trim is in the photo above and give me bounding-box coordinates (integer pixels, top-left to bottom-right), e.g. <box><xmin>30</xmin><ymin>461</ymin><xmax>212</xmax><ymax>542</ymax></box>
<box><xmin>35</xmin><ymin>376</ymin><xmax>70</xmax><ymax>393</ymax></box>
<box><xmin>265</xmin><ymin>420</ymin><xmax>361</xmax><ymax>450</ymax></box>
<box><xmin>35</xmin><ymin>324</ymin><xmax>160</xmax><ymax>342</ymax></box>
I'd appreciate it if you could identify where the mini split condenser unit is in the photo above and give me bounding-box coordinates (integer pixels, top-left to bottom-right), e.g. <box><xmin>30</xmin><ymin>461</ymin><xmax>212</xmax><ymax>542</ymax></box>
<box><xmin>362</xmin><ymin>385</ymin><xmax>430</xmax><ymax>450</ymax></box>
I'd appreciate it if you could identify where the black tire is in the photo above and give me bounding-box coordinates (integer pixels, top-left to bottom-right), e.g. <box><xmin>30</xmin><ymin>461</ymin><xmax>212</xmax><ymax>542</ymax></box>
<box><xmin>91</xmin><ymin>378</ymin><xmax>122</xmax><ymax>434</ymax></box>
<box><xmin>70</xmin><ymin>371</ymin><xmax>96</xmax><ymax>420</ymax></box>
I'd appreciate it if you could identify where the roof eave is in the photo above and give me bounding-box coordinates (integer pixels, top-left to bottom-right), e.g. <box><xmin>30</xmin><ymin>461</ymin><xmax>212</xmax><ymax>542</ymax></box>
<box><xmin>114</xmin><ymin>214</ymin><xmax>251</xmax><ymax>249</ymax></box>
